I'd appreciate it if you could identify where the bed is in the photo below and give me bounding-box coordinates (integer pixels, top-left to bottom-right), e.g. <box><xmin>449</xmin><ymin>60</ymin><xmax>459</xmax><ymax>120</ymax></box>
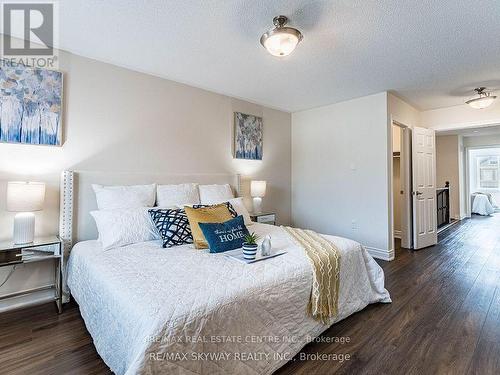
<box><xmin>62</xmin><ymin>171</ymin><xmax>390</xmax><ymax>375</ymax></box>
<box><xmin>471</xmin><ymin>192</ymin><xmax>496</xmax><ymax>216</ymax></box>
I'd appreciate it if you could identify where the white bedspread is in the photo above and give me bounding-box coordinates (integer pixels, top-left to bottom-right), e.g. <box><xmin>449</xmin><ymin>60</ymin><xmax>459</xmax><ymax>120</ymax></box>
<box><xmin>67</xmin><ymin>223</ymin><xmax>390</xmax><ymax>375</ymax></box>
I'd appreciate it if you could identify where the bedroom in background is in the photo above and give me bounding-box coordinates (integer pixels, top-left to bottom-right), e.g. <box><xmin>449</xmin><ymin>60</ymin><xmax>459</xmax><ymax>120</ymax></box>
<box><xmin>435</xmin><ymin>127</ymin><xmax>500</xmax><ymax>220</ymax></box>
<box><xmin>468</xmin><ymin>147</ymin><xmax>500</xmax><ymax>215</ymax></box>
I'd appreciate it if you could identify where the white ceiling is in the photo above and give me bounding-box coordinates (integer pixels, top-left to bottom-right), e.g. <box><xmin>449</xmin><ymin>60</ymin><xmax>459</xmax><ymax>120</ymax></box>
<box><xmin>49</xmin><ymin>1</ymin><xmax>500</xmax><ymax>111</ymax></box>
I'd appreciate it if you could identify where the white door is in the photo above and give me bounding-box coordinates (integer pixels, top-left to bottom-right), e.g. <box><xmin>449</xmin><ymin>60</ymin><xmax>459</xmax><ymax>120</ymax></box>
<box><xmin>412</xmin><ymin>127</ymin><xmax>437</xmax><ymax>249</ymax></box>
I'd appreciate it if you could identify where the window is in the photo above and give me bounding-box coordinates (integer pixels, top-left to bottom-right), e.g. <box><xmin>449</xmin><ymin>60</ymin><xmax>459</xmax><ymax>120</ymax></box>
<box><xmin>478</xmin><ymin>156</ymin><xmax>500</xmax><ymax>189</ymax></box>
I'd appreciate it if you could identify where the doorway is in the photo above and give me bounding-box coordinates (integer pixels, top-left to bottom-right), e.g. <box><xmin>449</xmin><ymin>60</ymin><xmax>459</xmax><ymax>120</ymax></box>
<box><xmin>391</xmin><ymin>122</ymin><xmax>412</xmax><ymax>250</ymax></box>
<box><xmin>466</xmin><ymin>147</ymin><xmax>500</xmax><ymax>217</ymax></box>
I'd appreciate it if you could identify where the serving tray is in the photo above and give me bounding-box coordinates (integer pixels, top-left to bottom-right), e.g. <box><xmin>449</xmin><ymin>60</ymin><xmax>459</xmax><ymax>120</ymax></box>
<box><xmin>223</xmin><ymin>248</ymin><xmax>287</xmax><ymax>264</ymax></box>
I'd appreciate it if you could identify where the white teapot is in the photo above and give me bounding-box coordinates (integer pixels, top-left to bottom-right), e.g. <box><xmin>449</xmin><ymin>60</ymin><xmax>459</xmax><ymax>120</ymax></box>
<box><xmin>261</xmin><ymin>235</ymin><xmax>272</xmax><ymax>256</ymax></box>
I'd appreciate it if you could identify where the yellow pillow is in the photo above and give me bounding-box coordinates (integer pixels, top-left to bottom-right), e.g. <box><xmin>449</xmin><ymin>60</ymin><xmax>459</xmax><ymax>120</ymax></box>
<box><xmin>184</xmin><ymin>204</ymin><xmax>233</xmax><ymax>249</ymax></box>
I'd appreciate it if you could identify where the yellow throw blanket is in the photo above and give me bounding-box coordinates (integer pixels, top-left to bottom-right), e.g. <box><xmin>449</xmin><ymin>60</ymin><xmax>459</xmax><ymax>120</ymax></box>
<box><xmin>281</xmin><ymin>226</ymin><xmax>341</xmax><ymax>324</ymax></box>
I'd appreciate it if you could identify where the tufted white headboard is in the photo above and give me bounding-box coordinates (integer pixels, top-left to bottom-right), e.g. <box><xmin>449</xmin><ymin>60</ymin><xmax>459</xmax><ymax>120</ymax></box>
<box><xmin>59</xmin><ymin>170</ymin><xmax>242</xmax><ymax>245</ymax></box>
<box><xmin>58</xmin><ymin>170</ymin><xmax>243</xmax><ymax>303</ymax></box>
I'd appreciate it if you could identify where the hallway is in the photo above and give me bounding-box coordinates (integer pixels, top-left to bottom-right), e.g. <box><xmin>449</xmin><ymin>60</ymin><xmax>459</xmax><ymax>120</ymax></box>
<box><xmin>278</xmin><ymin>213</ymin><xmax>500</xmax><ymax>374</ymax></box>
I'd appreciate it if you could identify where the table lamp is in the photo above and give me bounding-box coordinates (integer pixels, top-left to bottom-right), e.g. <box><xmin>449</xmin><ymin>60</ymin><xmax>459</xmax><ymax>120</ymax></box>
<box><xmin>7</xmin><ymin>181</ymin><xmax>46</xmax><ymax>244</ymax></box>
<box><xmin>250</xmin><ymin>180</ymin><xmax>266</xmax><ymax>213</ymax></box>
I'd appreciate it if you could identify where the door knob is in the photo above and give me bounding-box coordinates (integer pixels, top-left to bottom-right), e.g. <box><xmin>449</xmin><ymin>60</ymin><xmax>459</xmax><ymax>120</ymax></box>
<box><xmin>413</xmin><ymin>191</ymin><xmax>423</xmax><ymax>196</ymax></box>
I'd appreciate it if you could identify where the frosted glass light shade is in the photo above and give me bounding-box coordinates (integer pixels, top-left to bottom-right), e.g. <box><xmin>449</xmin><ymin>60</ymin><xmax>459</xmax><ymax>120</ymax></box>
<box><xmin>260</xmin><ymin>16</ymin><xmax>303</xmax><ymax>57</ymax></box>
<box><xmin>262</xmin><ymin>31</ymin><xmax>300</xmax><ymax>57</ymax></box>
<box><xmin>7</xmin><ymin>181</ymin><xmax>46</xmax><ymax>212</ymax></box>
<box><xmin>251</xmin><ymin>180</ymin><xmax>267</xmax><ymax>198</ymax></box>
<box><xmin>466</xmin><ymin>96</ymin><xmax>496</xmax><ymax>109</ymax></box>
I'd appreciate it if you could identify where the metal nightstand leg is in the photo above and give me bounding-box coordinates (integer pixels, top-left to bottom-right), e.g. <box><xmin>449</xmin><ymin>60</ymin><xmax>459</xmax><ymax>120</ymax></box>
<box><xmin>55</xmin><ymin>256</ymin><xmax>63</xmax><ymax>314</ymax></box>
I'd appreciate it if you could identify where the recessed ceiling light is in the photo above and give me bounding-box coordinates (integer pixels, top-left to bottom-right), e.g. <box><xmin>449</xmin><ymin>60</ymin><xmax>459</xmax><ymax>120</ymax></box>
<box><xmin>466</xmin><ymin>87</ymin><xmax>497</xmax><ymax>109</ymax></box>
<box><xmin>260</xmin><ymin>16</ymin><xmax>303</xmax><ymax>57</ymax></box>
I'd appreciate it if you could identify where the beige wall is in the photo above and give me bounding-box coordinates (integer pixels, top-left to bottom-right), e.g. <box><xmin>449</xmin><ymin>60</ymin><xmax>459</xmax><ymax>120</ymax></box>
<box><xmin>292</xmin><ymin>92</ymin><xmax>392</xmax><ymax>260</ymax></box>
<box><xmin>0</xmin><ymin>49</ymin><xmax>292</xmax><ymax>241</ymax></box>
<box><xmin>392</xmin><ymin>125</ymin><xmax>401</xmax><ymax>153</ymax></box>
<box><xmin>388</xmin><ymin>93</ymin><xmax>421</xmax><ymax>128</ymax></box>
<box><xmin>436</xmin><ymin>135</ymin><xmax>461</xmax><ymax>219</ymax></box>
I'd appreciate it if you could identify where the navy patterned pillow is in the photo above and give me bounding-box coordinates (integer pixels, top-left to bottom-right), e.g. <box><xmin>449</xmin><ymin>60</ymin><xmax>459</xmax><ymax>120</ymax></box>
<box><xmin>192</xmin><ymin>202</ymin><xmax>238</xmax><ymax>217</ymax></box>
<box><xmin>149</xmin><ymin>209</ymin><xmax>193</xmax><ymax>248</ymax></box>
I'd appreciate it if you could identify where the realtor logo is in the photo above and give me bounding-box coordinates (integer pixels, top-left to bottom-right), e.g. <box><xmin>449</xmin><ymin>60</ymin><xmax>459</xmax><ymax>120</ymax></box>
<box><xmin>1</xmin><ymin>1</ymin><xmax>58</xmax><ymax>68</ymax></box>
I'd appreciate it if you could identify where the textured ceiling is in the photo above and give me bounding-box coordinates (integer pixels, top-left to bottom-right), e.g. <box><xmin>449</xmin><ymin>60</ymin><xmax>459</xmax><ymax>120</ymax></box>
<box><xmin>45</xmin><ymin>1</ymin><xmax>500</xmax><ymax>111</ymax></box>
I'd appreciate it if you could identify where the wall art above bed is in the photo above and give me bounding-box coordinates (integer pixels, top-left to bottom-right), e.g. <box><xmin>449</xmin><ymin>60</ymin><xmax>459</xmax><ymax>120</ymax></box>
<box><xmin>234</xmin><ymin>112</ymin><xmax>263</xmax><ymax>160</ymax></box>
<box><xmin>0</xmin><ymin>61</ymin><xmax>63</xmax><ymax>146</ymax></box>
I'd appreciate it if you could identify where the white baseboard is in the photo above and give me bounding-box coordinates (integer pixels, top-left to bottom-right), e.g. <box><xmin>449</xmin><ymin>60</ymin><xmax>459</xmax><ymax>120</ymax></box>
<box><xmin>394</xmin><ymin>230</ymin><xmax>402</xmax><ymax>239</ymax></box>
<box><xmin>365</xmin><ymin>246</ymin><xmax>395</xmax><ymax>261</ymax></box>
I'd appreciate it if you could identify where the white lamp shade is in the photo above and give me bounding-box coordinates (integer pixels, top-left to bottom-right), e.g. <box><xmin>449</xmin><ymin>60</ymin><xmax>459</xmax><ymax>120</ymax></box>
<box><xmin>7</xmin><ymin>181</ymin><xmax>45</xmax><ymax>212</ymax></box>
<box><xmin>251</xmin><ymin>180</ymin><xmax>267</xmax><ymax>198</ymax></box>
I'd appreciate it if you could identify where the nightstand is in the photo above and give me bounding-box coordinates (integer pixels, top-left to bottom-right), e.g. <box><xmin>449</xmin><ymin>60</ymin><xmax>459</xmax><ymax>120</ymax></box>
<box><xmin>0</xmin><ymin>236</ymin><xmax>63</xmax><ymax>313</ymax></box>
<box><xmin>250</xmin><ymin>212</ymin><xmax>276</xmax><ymax>225</ymax></box>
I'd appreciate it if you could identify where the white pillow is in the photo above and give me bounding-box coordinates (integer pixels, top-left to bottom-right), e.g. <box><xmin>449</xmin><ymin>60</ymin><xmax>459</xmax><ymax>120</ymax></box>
<box><xmin>90</xmin><ymin>207</ymin><xmax>160</xmax><ymax>250</ymax></box>
<box><xmin>199</xmin><ymin>184</ymin><xmax>234</xmax><ymax>205</ymax></box>
<box><xmin>228</xmin><ymin>197</ymin><xmax>253</xmax><ymax>226</ymax></box>
<box><xmin>156</xmin><ymin>183</ymin><xmax>200</xmax><ymax>207</ymax></box>
<box><xmin>92</xmin><ymin>184</ymin><xmax>156</xmax><ymax>210</ymax></box>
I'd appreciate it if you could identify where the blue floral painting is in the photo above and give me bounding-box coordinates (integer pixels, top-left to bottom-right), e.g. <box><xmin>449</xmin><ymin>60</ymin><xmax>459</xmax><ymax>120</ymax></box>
<box><xmin>234</xmin><ymin>112</ymin><xmax>263</xmax><ymax>160</ymax></box>
<box><xmin>0</xmin><ymin>62</ymin><xmax>62</xmax><ymax>146</ymax></box>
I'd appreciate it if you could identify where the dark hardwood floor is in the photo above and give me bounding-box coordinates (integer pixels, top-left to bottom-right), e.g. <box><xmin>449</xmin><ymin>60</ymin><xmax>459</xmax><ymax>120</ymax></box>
<box><xmin>1</xmin><ymin>214</ymin><xmax>499</xmax><ymax>374</ymax></box>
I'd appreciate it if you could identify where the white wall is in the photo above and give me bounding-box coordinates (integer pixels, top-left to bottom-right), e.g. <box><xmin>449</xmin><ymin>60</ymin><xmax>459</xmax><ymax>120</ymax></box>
<box><xmin>436</xmin><ymin>135</ymin><xmax>461</xmax><ymax>219</ymax></box>
<box><xmin>0</xmin><ymin>48</ymin><xmax>292</xmax><ymax>241</ymax></box>
<box><xmin>292</xmin><ymin>92</ymin><xmax>392</xmax><ymax>260</ymax></box>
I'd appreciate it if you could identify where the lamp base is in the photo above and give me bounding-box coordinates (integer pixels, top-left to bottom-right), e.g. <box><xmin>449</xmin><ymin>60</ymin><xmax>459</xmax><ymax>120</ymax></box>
<box><xmin>13</xmin><ymin>212</ymin><xmax>35</xmax><ymax>245</ymax></box>
<box><xmin>252</xmin><ymin>197</ymin><xmax>263</xmax><ymax>213</ymax></box>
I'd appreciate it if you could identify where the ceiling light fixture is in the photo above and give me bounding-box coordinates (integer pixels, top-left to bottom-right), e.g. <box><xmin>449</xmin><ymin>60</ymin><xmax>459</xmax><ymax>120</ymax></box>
<box><xmin>466</xmin><ymin>87</ymin><xmax>497</xmax><ymax>109</ymax></box>
<box><xmin>260</xmin><ymin>15</ymin><xmax>303</xmax><ymax>57</ymax></box>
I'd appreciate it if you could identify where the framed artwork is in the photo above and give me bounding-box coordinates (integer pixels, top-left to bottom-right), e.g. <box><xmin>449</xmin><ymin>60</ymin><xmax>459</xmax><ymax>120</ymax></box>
<box><xmin>0</xmin><ymin>61</ymin><xmax>63</xmax><ymax>146</ymax></box>
<box><xmin>234</xmin><ymin>112</ymin><xmax>263</xmax><ymax>160</ymax></box>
